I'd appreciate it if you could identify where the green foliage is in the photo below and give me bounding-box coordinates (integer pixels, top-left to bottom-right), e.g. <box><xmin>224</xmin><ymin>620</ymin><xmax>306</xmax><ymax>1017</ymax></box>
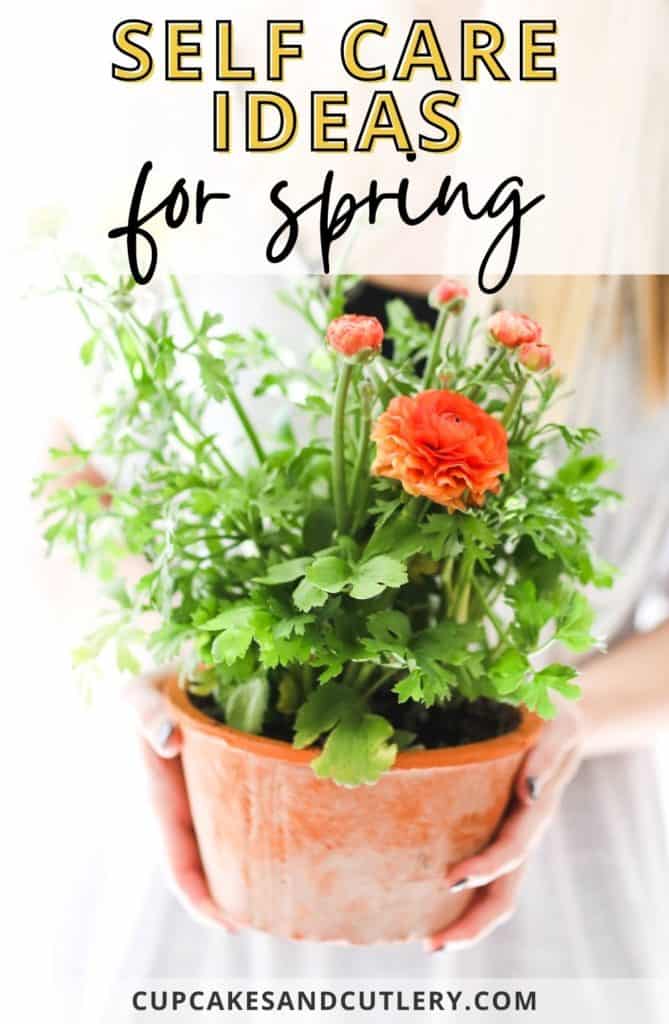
<box><xmin>225</xmin><ymin>677</ymin><xmax>268</xmax><ymax>734</ymax></box>
<box><xmin>37</xmin><ymin>274</ymin><xmax>619</xmax><ymax>787</ymax></box>
<box><xmin>312</xmin><ymin>711</ymin><xmax>397</xmax><ymax>786</ymax></box>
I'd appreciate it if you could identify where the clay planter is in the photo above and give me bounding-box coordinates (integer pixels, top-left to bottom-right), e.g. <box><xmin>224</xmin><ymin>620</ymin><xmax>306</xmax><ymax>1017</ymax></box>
<box><xmin>166</xmin><ymin>676</ymin><xmax>542</xmax><ymax>945</ymax></box>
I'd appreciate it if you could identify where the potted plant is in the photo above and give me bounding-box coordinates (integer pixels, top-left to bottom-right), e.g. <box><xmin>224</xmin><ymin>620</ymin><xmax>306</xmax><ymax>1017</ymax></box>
<box><xmin>38</xmin><ymin>274</ymin><xmax>616</xmax><ymax>944</ymax></box>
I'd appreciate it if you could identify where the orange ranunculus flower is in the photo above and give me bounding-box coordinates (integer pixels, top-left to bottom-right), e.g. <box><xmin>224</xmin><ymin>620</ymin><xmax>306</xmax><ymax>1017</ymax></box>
<box><xmin>487</xmin><ymin>310</ymin><xmax>542</xmax><ymax>349</ymax></box>
<box><xmin>326</xmin><ymin>314</ymin><xmax>384</xmax><ymax>360</ymax></box>
<box><xmin>371</xmin><ymin>390</ymin><xmax>508</xmax><ymax>511</ymax></box>
<box><xmin>518</xmin><ymin>340</ymin><xmax>554</xmax><ymax>372</ymax></box>
<box><xmin>428</xmin><ymin>277</ymin><xmax>469</xmax><ymax>312</ymax></box>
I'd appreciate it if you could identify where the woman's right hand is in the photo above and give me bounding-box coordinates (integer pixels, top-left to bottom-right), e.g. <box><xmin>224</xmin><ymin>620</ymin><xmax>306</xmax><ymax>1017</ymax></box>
<box><xmin>126</xmin><ymin>669</ymin><xmax>237</xmax><ymax>933</ymax></box>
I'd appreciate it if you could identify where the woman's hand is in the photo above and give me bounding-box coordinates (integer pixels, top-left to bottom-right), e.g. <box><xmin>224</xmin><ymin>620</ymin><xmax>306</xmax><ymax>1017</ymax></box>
<box><xmin>126</xmin><ymin>670</ymin><xmax>237</xmax><ymax>933</ymax></box>
<box><xmin>426</xmin><ymin>701</ymin><xmax>585</xmax><ymax>953</ymax></box>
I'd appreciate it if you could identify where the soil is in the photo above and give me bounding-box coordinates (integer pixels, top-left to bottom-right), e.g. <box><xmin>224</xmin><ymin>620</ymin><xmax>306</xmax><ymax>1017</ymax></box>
<box><xmin>191</xmin><ymin>690</ymin><xmax>521</xmax><ymax>751</ymax></box>
<box><xmin>371</xmin><ymin>693</ymin><xmax>521</xmax><ymax>749</ymax></box>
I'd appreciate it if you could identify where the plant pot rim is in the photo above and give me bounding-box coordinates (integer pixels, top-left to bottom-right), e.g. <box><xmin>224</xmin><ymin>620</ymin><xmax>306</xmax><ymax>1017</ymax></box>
<box><xmin>165</xmin><ymin>674</ymin><xmax>543</xmax><ymax>770</ymax></box>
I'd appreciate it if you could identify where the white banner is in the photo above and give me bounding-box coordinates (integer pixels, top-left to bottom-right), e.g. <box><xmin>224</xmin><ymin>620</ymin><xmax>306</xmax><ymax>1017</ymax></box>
<box><xmin>10</xmin><ymin>1</ymin><xmax>669</xmax><ymax>285</ymax></box>
<box><xmin>54</xmin><ymin>978</ymin><xmax>669</xmax><ymax>1024</ymax></box>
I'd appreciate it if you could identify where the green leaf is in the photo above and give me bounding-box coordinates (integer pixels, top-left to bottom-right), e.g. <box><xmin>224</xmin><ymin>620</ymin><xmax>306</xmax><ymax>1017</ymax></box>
<box><xmin>306</xmin><ymin>555</ymin><xmax>351</xmax><ymax>593</ymax></box>
<box><xmin>198</xmin><ymin>354</ymin><xmax>231</xmax><ymax>402</ymax></box>
<box><xmin>350</xmin><ymin>555</ymin><xmax>408</xmax><ymax>600</ymax></box>
<box><xmin>489</xmin><ymin>650</ymin><xmax>530</xmax><ymax>695</ymax></box>
<box><xmin>201</xmin><ymin>606</ymin><xmax>249</xmax><ymax>631</ymax></box>
<box><xmin>293</xmin><ymin>578</ymin><xmax>330</xmax><ymax>612</ymax></box>
<box><xmin>116</xmin><ymin>638</ymin><xmax>141</xmax><ymax>675</ymax></box>
<box><xmin>592</xmin><ymin>559</ymin><xmax>617</xmax><ymax>589</ymax></box>
<box><xmin>384</xmin><ymin>298</ymin><xmax>433</xmax><ymax>361</ymax></box>
<box><xmin>539</xmin><ymin>423</ymin><xmax>600</xmax><ymax>451</ymax></box>
<box><xmin>506</xmin><ymin>580</ymin><xmax>556</xmax><ymax>646</ymax></box>
<box><xmin>302</xmin><ymin>502</ymin><xmax>336</xmax><ymax>553</ymax></box>
<box><xmin>312</xmin><ymin>710</ymin><xmax>397</xmax><ymax>785</ymax></box>
<box><xmin>392</xmin><ymin>728</ymin><xmax>417</xmax><ymax>750</ymax></box>
<box><xmin>394</xmin><ymin>659</ymin><xmax>456</xmax><ymax>706</ymax></box>
<box><xmin>555</xmin><ymin>592</ymin><xmax>596</xmax><ymax>652</ymax></box>
<box><xmin>362</xmin><ymin>610</ymin><xmax>412</xmax><ymax>663</ymax></box>
<box><xmin>363</xmin><ymin>513</ymin><xmax>425</xmax><ymax>562</ymax></box>
<box><xmin>276</xmin><ymin>673</ymin><xmax>301</xmax><ymax>715</ymax></box>
<box><xmin>104</xmin><ymin>578</ymin><xmax>132</xmax><ymax>609</ymax></box>
<box><xmin>317</xmin><ymin>660</ymin><xmax>346</xmax><ymax>684</ymax></box>
<box><xmin>275</xmin><ymin>613</ymin><xmax>314</xmax><ymax>639</ymax></box>
<box><xmin>420</xmin><ymin>514</ymin><xmax>463</xmax><ymax>560</ymax></box>
<box><xmin>394</xmin><ymin>670</ymin><xmax>423</xmax><ymax>704</ymax></box>
<box><xmin>225</xmin><ymin>677</ymin><xmax>268</xmax><ymax>734</ymax></box>
<box><xmin>391</xmin><ymin>621</ymin><xmax>485</xmax><ymax>706</ymax></box>
<box><xmin>189</xmin><ymin>488</ymin><xmax>219</xmax><ymax>516</ymax></box>
<box><xmin>557</xmin><ymin>454</ymin><xmax>612</xmax><ymax>486</ymax></box>
<box><xmin>72</xmin><ymin>621</ymin><xmax>120</xmax><ymax>666</ymax></box>
<box><xmin>211</xmin><ymin>628</ymin><xmax>253</xmax><ymax>665</ymax></box>
<box><xmin>415</xmin><ymin>620</ymin><xmax>482</xmax><ymax>665</ymax></box>
<box><xmin>299</xmin><ymin>394</ymin><xmax>332</xmax><ymax>419</ymax></box>
<box><xmin>293</xmin><ymin>679</ymin><xmax>354</xmax><ymax>748</ymax></box>
<box><xmin>80</xmin><ymin>332</ymin><xmax>99</xmax><ymax>365</ymax></box>
<box><xmin>204</xmin><ymin>605</ymin><xmax>270</xmax><ymax>666</ymax></box>
<box><xmin>459</xmin><ymin>515</ymin><xmax>497</xmax><ymax>550</ymax></box>
<box><xmin>534</xmin><ymin>689</ymin><xmax>558</xmax><ymax>718</ymax></box>
<box><xmin>255</xmin><ymin>557</ymin><xmax>310</xmax><ymax>585</ymax></box>
<box><xmin>367</xmin><ymin>610</ymin><xmax>411</xmax><ymax>646</ymax></box>
<box><xmin>534</xmin><ymin>663</ymin><xmax>581</xmax><ymax>700</ymax></box>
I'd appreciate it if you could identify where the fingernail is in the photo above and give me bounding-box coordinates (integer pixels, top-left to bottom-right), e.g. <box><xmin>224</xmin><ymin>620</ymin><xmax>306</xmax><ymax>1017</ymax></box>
<box><xmin>155</xmin><ymin>719</ymin><xmax>176</xmax><ymax>751</ymax></box>
<box><xmin>437</xmin><ymin>939</ymin><xmax>474</xmax><ymax>952</ymax></box>
<box><xmin>526</xmin><ymin>776</ymin><xmax>540</xmax><ymax>801</ymax></box>
<box><xmin>449</xmin><ymin>877</ymin><xmax>469</xmax><ymax>893</ymax></box>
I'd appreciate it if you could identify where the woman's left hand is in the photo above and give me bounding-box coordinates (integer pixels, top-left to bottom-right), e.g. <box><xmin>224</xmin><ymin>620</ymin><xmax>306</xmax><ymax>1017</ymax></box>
<box><xmin>426</xmin><ymin>701</ymin><xmax>586</xmax><ymax>953</ymax></box>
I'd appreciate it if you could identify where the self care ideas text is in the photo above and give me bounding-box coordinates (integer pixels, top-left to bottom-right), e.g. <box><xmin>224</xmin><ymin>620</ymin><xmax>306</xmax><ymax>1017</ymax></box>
<box><xmin>108</xmin><ymin>17</ymin><xmax>558</xmax><ymax>291</ymax></box>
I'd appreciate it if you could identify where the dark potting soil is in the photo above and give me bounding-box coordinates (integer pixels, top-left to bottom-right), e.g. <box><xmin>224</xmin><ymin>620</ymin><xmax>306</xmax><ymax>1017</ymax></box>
<box><xmin>371</xmin><ymin>693</ymin><xmax>521</xmax><ymax>749</ymax></box>
<box><xmin>190</xmin><ymin>690</ymin><xmax>520</xmax><ymax>750</ymax></box>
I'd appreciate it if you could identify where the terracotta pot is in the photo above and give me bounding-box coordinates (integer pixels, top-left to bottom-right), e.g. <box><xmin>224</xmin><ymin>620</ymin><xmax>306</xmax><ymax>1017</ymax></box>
<box><xmin>166</xmin><ymin>676</ymin><xmax>542</xmax><ymax>945</ymax></box>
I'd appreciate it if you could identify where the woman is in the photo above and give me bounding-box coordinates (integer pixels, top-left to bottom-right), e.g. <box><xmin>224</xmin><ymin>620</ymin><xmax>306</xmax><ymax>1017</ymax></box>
<box><xmin>123</xmin><ymin>274</ymin><xmax>669</xmax><ymax>989</ymax></box>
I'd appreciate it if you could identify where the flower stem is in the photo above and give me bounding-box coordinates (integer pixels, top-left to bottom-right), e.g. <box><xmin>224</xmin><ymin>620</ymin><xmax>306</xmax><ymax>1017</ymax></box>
<box><xmin>461</xmin><ymin>315</ymin><xmax>480</xmax><ymax>363</ymax></box>
<box><xmin>454</xmin><ymin>581</ymin><xmax>471</xmax><ymax>624</ymax></box>
<box><xmin>519</xmin><ymin>382</ymin><xmax>553</xmax><ymax>442</ymax></box>
<box><xmin>223</xmin><ymin>379</ymin><xmax>266</xmax><ymax>464</ymax></box>
<box><xmin>169</xmin><ymin>275</ymin><xmax>265</xmax><ymax>464</ymax></box>
<box><xmin>409</xmin><ymin>496</ymin><xmax>430</xmax><ymax>522</ymax></box>
<box><xmin>471</xmin><ymin>575</ymin><xmax>506</xmax><ymax>643</ymax></box>
<box><xmin>502</xmin><ymin>375</ymin><xmax>527</xmax><ymax>429</ymax></box>
<box><xmin>469</xmin><ymin>344</ymin><xmax>507</xmax><ymax>402</ymax></box>
<box><xmin>175</xmin><ymin>399</ymin><xmax>239</xmax><ymax>477</ymax></box>
<box><xmin>349</xmin><ymin>393</ymin><xmax>372</xmax><ymax>533</ymax></box>
<box><xmin>451</xmin><ymin>549</ymin><xmax>475</xmax><ymax>623</ymax></box>
<box><xmin>332</xmin><ymin>362</ymin><xmax>354</xmax><ymax>534</ymax></box>
<box><xmin>361</xmin><ymin>667</ymin><xmax>398</xmax><ymax>701</ymax></box>
<box><xmin>424</xmin><ymin>308</ymin><xmax>449</xmax><ymax>388</ymax></box>
<box><xmin>441</xmin><ymin>556</ymin><xmax>455</xmax><ymax>600</ymax></box>
<box><xmin>169</xmin><ymin>274</ymin><xmax>197</xmax><ymax>335</ymax></box>
<box><xmin>480</xmin><ymin>344</ymin><xmax>506</xmax><ymax>382</ymax></box>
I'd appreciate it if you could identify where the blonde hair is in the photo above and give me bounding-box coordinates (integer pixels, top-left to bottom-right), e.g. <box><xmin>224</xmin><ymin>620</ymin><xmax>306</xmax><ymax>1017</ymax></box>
<box><xmin>501</xmin><ymin>277</ymin><xmax>669</xmax><ymax>405</ymax></box>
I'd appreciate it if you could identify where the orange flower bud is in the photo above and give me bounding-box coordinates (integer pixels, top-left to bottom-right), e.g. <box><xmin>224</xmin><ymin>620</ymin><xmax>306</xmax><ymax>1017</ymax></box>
<box><xmin>428</xmin><ymin>278</ymin><xmax>469</xmax><ymax>312</ymax></box>
<box><xmin>326</xmin><ymin>315</ymin><xmax>383</xmax><ymax>361</ymax></box>
<box><xmin>487</xmin><ymin>310</ymin><xmax>542</xmax><ymax>349</ymax></box>
<box><xmin>518</xmin><ymin>340</ymin><xmax>554</xmax><ymax>372</ymax></box>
